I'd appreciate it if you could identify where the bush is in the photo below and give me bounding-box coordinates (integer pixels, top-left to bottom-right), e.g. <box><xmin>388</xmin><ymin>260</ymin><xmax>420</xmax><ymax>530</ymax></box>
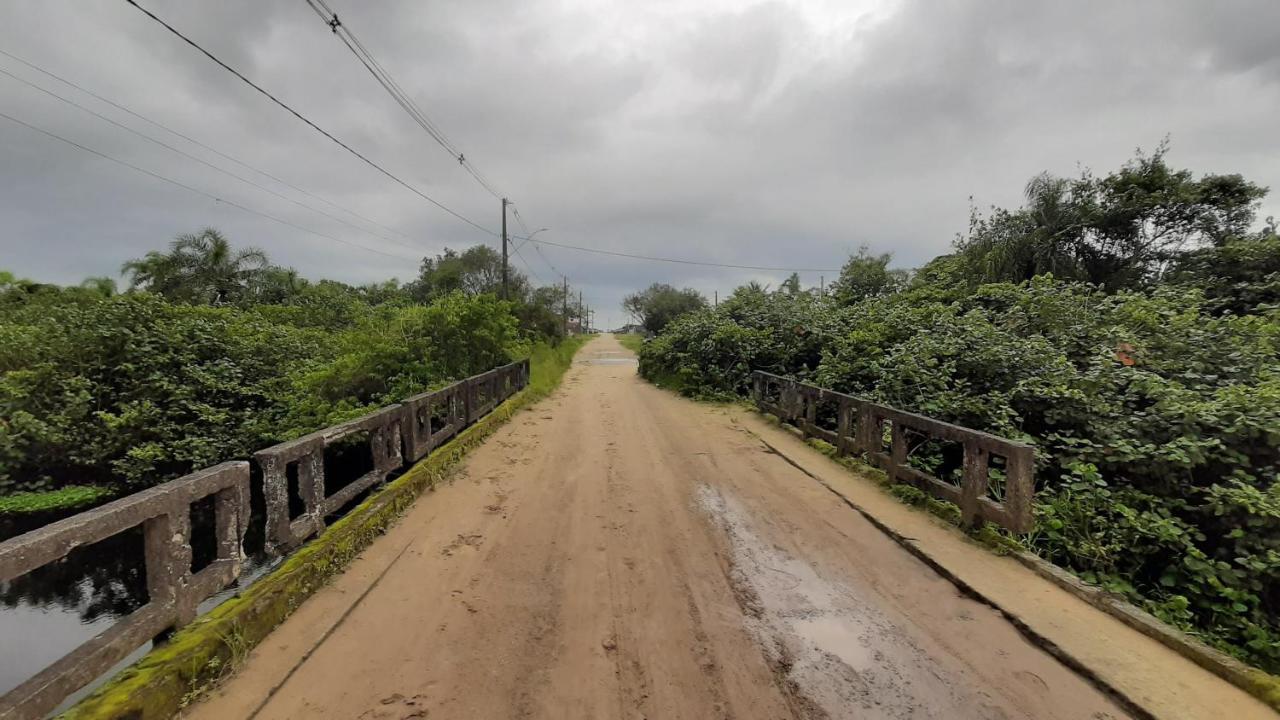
<box><xmin>0</xmin><ymin>289</ymin><xmax>528</xmax><ymax>495</ymax></box>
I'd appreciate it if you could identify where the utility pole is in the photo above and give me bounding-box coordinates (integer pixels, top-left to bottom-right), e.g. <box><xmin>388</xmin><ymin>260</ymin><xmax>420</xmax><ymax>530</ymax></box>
<box><xmin>562</xmin><ymin>277</ymin><xmax>569</xmax><ymax>336</ymax></box>
<box><xmin>578</xmin><ymin>290</ymin><xmax>583</xmax><ymax>332</ymax></box>
<box><xmin>714</xmin><ymin>290</ymin><xmax>718</xmax><ymax>307</ymax></box>
<box><xmin>820</xmin><ymin>276</ymin><xmax>825</xmax><ymax>296</ymax></box>
<box><xmin>500</xmin><ymin>198</ymin><xmax>510</xmax><ymax>299</ymax></box>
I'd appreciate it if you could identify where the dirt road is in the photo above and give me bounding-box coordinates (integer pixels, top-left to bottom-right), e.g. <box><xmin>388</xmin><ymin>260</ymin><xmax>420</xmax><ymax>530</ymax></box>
<box><xmin>187</xmin><ymin>334</ymin><xmax>1132</xmax><ymax>720</ymax></box>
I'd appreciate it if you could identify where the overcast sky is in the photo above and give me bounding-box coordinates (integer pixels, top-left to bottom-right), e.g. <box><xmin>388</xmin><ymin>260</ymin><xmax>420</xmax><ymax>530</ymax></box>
<box><xmin>2</xmin><ymin>1</ymin><xmax>1278</xmax><ymax>329</ymax></box>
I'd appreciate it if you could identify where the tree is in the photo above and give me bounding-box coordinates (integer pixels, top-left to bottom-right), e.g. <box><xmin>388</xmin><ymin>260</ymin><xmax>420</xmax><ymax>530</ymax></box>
<box><xmin>247</xmin><ymin>266</ymin><xmax>309</xmax><ymax>305</ymax></box>
<box><xmin>957</xmin><ymin>144</ymin><xmax>1268</xmax><ymax>290</ymax></box>
<box><xmin>1168</xmin><ymin>224</ymin><xmax>1280</xmax><ymax>314</ymax></box>
<box><xmin>831</xmin><ymin>247</ymin><xmax>908</xmax><ymax>304</ymax></box>
<box><xmin>408</xmin><ymin>245</ymin><xmax>528</xmax><ymax>301</ymax></box>
<box><xmin>121</xmin><ymin>228</ymin><xmax>268</xmax><ymax>304</ymax></box>
<box><xmin>622</xmin><ymin>283</ymin><xmax>706</xmax><ymax>335</ymax></box>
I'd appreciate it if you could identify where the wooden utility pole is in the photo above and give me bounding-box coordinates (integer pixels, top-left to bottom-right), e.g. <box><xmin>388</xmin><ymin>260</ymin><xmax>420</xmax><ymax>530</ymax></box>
<box><xmin>578</xmin><ymin>290</ymin><xmax>583</xmax><ymax>331</ymax></box>
<box><xmin>500</xmin><ymin>198</ymin><xmax>510</xmax><ymax>299</ymax></box>
<box><xmin>714</xmin><ymin>290</ymin><xmax>718</xmax><ymax>307</ymax></box>
<box><xmin>562</xmin><ymin>277</ymin><xmax>569</xmax><ymax>336</ymax></box>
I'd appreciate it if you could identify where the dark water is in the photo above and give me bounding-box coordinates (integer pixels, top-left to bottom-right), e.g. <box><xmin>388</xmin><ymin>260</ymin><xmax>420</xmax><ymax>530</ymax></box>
<box><xmin>0</xmin><ymin>494</ymin><xmax>275</xmax><ymax>707</ymax></box>
<box><xmin>0</xmin><ymin>439</ymin><xmax>396</xmax><ymax>712</ymax></box>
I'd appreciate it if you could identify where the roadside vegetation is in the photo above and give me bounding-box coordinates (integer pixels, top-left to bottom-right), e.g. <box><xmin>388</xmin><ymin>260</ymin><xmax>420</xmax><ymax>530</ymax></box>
<box><xmin>616</xmin><ymin>333</ymin><xmax>645</xmax><ymax>355</ymax></box>
<box><xmin>635</xmin><ymin>145</ymin><xmax>1280</xmax><ymax>672</ymax></box>
<box><xmin>0</xmin><ymin>231</ymin><xmax>585</xmax><ymax>517</ymax></box>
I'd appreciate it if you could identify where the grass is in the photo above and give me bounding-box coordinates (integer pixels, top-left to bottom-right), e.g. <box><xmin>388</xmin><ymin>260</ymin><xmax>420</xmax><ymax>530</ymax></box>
<box><xmin>0</xmin><ymin>485</ymin><xmax>113</xmax><ymax>516</ymax></box>
<box><xmin>616</xmin><ymin>333</ymin><xmax>645</xmax><ymax>354</ymax></box>
<box><xmin>62</xmin><ymin>338</ymin><xmax>587</xmax><ymax>720</ymax></box>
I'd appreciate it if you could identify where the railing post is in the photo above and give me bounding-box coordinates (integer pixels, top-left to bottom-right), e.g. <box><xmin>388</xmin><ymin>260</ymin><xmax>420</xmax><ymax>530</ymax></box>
<box><xmin>960</xmin><ymin>441</ymin><xmax>990</xmax><ymax>530</ymax></box>
<box><xmin>836</xmin><ymin>398</ymin><xmax>852</xmax><ymax>456</ymax></box>
<box><xmin>213</xmin><ymin>477</ymin><xmax>248</xmax><ymax>574</ymax></box>
<box><xmin>144</xmin><ymin>507</ymin><xmax>193</xmax><ymax>627</ymax></box>
<box><xmin>803</xmin><ymin>388</ymin><xmax>817</xmax><ymax>437</ymax></box>
<box><xmin>889</xmin><ymin>420</ymin><xmax>907</xmax><ymax>485</ymax></box>
<box><xmin>856</xmin><ymin>405</ymin><xmax>876</xmax><ymax>456</ymax></box>
<box><xmin>1003</xmin><ymin>446</ymin><xmax>1034</xmax><ymax>533</ymax></box>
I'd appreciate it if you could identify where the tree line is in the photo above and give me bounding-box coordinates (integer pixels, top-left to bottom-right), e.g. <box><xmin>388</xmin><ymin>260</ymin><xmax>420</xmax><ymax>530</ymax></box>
<box><xmin>0</xmin><ymin>235</ymin><xmax>583</xmax><ymax>517</ymax></box>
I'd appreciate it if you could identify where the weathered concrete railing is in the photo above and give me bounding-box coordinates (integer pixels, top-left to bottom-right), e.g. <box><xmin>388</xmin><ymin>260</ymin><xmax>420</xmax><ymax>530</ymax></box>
<box><xmin>751</xmin><ymin>370</ymin><xmax>1034</xmax><ymax>533</ymax></box>
<box><xmin>0</xmin><ymin>357</ymin><xmax>529</xmax><ymax>719</ymax></box>
<box><xmin>0</xmin><ymin>462</ymin><xmax>249</xmax><ymax>720</ymax></box>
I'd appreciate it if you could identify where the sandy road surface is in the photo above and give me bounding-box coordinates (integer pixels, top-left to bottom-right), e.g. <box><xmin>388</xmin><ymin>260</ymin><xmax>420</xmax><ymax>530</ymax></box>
<box><xmin>188</xmin><ymin>334</ymin><xmax>1130</xmax><ymax>720</ymax></box>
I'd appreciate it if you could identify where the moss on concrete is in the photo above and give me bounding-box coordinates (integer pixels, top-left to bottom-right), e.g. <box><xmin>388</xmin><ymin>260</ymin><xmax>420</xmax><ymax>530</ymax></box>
<box><xmin>61</xmin><ymin>338</ymin><xmax>587</xmax><ymax>720</ymax></box>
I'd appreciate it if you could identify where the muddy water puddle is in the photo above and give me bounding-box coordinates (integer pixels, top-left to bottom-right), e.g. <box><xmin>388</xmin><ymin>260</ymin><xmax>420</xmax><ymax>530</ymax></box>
<box><xmin>698</xmin><ymin>483</ymin><xmax>1001</xmax><ymax>720</ymax></box>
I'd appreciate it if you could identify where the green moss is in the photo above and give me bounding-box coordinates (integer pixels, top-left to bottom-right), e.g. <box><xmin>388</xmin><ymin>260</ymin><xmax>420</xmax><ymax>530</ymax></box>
<box><xmin>1245</xmin><ymin>669</ymin><xmax>1280</xmax><ymax>711</ymax></box>
<box><xmin>0</xmin><ymin>485</ymin><xmax>112</xmax><ymax>515</ymax></box>
<box><xmin>61</xmin><ymin>340</ymin><xmax>585</xmax><ymax>720</ymax></box>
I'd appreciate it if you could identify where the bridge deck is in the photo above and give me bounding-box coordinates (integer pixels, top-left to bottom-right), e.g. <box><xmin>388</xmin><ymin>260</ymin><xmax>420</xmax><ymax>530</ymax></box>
<box><xmin>184</xmin><ymin>335</ymin><xmax>1267</xmax><ymax>720</ymax></box>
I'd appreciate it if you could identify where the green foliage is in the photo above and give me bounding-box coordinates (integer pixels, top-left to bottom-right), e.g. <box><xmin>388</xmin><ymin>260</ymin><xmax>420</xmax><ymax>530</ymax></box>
<box><xmin>122</xmin><ymin>228</ymin><xmax>269</xmax><ymax>305</ymax></box>
<box><xmin>1169</xmin><ymin>231</ymin><xmax>1280</xmax><ymax>315</ymax></box>
<box><xmin>831</xmin><ymin>246</ymin><xmax>909</xmax><ymax>304</ymax></box>
<box><xmin>0</xmin><ymin>284</ymin><xmax>529</xmax><ymax>495</ymax></box>
<box><xmin>616</xmin><ymin>333</ymin><xmax>645</xmax><ymax>354</ymax></box>
<box><xmin>957</xmin><ymin>143</ymin><xmax>1268</xmax><ymax>291</ymax></box>
<box><xmin>622</xmin><ymin>283</ymin><xmax>707</xmax><ymax>335</ymax></box>
<box><xmin>0</xmin><ymin>485</ymin><xmax>111</xmax><ymax>516</ymax></box>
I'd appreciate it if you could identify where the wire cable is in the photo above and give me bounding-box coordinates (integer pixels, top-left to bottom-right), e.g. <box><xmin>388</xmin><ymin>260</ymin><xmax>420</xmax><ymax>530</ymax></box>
<box><xmin>122</xmin><ymin>0</ymin><xmax>499</xmax><ymax>238</ymax></box>
<box><xmin>0</xmin><ymin>47</ymin><xmax>415</xmax><ymax>244</ymax></box>
<box><xmin>0</xmin><ymin>65</ymin><xmax>427</xmax><ymax>253</ymax></box>
<box><xmin>0</xmin><ymin>110</ymin><xmax>417</xmax><ymax>261</ymax></box>
<box><xmin>523</xmin><ymin>238</ymin><xmax>840</xmax><ymax>272</ymax></box>
<box><xmin>302</xmin><ymin>0</ymin><xmax>505</xmax><ymax>199</ymax></box>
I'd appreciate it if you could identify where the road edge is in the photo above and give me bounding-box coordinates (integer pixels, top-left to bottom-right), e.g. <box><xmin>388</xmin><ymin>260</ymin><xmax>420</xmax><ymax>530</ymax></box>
<box><xmin>59</xmin><ymin>338</ymin><xmax>589</xmax><ymax>720</ymax></box>
<box><xmin>737</xmin><ymin>412</ymin><xmax>1280</xmax><ymax>718</ymax></box>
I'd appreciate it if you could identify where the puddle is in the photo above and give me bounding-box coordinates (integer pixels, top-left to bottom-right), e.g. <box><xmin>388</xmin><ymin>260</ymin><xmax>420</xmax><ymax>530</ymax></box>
<box><xmin>696</xmin><ymin>484</ymin><xmax>976</xmax><ymax>720</ymax></box>
<box><xmin>582</xmin><ymin>351</ymin><xmax>638</xmax><ymax>366</ymax></box>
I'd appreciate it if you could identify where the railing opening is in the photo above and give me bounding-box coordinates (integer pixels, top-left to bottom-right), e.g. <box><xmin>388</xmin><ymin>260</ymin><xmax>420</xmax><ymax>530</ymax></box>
<box><xmin>323</xmin><ymin>431</ymin><xmax>376</xmax><ymax>502</ymax></box>
<box><xmin>907</xmin><ymin>433</ymin><xmax>964</xmax><ymax>489</ymax></box>
<box><xmin>986</xmin><ymin>454</ymin><xmax>1009</xmax><ymax>502</ymax></box>
<box><xmin>285</xmin><ymin>461</ymin><xmax>306</xmax><ymax>521</ymax></box>
<box><xmin>189</xmin><ymin>494</ymin><xmax>218</xmax><ymax>574</ymax></box>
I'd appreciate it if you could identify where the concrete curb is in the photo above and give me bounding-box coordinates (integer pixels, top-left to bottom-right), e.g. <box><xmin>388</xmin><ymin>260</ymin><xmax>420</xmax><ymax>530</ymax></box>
<box><xmin>1008</xmin><ymin>546</ymin><xmax>1280</xmax><ymax>713</ymax></box>
<box><xmin>745</xmin><ymin>415</ymin><xmax>1280</xmax><ymax>716</ymax></box>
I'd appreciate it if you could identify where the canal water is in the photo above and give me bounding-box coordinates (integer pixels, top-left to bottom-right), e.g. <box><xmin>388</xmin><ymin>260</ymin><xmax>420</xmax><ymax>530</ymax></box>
<box><xmin>0</xmin><ymin>448</ymin><xmax>392</xmax><ymax>713</ymax></box>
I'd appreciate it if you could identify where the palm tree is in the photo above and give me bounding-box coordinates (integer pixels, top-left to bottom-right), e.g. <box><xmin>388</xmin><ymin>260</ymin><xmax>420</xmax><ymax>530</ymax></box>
<box><xmin>122</xmin><ymin>228</ymin><xmax>268</xmax><ymax>304</ymax></box>
<box><xmin>960</xmin><ymin>173</ymin><xmax>1086</xmax><ymax>284</ymax></box>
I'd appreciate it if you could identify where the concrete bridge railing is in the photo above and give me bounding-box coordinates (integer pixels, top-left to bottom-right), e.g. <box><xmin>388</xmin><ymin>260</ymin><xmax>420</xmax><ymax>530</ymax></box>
<box><xmin>751</xmin><ymin>370</ymin><xmax>1035</xmax><ymax>533</ymax></box>
<box><xmin>0</xmin><ymin>358</ymin><xmax>529</xmax><ymax>720</ymax></box>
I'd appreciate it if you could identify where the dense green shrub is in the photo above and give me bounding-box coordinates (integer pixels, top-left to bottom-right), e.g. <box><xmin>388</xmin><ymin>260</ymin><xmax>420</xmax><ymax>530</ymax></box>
<box><xmin>0</xmin><ymin>288</ymin><xmax>526</xmax><ymax>496</ymax></box>
<box><xmin>640</xmin><ymin>277</ymin><xmax>1280</xmax><ymax>671</ymax></box>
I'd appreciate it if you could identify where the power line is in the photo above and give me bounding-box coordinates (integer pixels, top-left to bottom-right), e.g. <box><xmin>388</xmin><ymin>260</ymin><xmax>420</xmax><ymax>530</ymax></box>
<box><xmin>523</xmin><ymin>237</ymin><xmax>841</xmax><ymax>272</ymax></box>
<box><xmin>511</xmin><ymin>245</ymin><xmax>545</xmax><ymax>285</ymax></box>
<box><xmin>0</xmin><ymin>110</ymin><xmax>417</xmax><ymax>261</ymax></box>
<box><xmin>0</xmin><ymin>64</ymin><xmax>427</xmax><ymax>254</ymax></box>
<box><xmin>122</xmin><ymin>0</ymin><xmax>499</xmax><ymax>238</ymax></box>
<box><xmin>302</xmin><ymin>0</ymin><xmax>505</xmax><ymax>200</ymax></box>
<box><xmin>0</xmin><ymin>47</ymin><xmax>415</xmax><ymax>244</ymax></box>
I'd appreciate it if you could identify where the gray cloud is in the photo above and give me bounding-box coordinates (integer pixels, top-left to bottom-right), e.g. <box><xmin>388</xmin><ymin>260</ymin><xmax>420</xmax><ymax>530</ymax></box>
<box><xmin>2</xmin><ymin>0</ymin><xmax>1277</xmax><ymax>329</ymax></box>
